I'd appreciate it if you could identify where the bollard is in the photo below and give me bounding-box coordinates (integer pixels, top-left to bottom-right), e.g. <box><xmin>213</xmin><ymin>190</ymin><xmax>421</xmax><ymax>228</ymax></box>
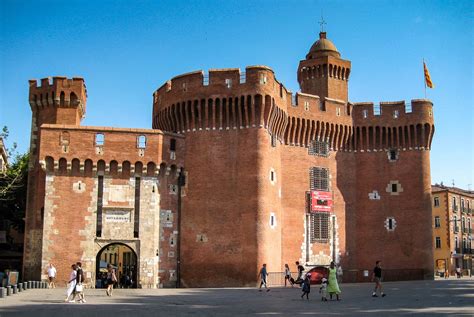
<box><xmin>28</xmin><ymin>281</ymin><xmax>32</xmax><ymax>289</ymax></box>
<box><xmin>43</xmin><ymin>281</ymin><xmax>47</xmax><ymax>288</ymax></box>
<box><xmin>23</xmin><ymin>282</ymin><xmax>28</xmax><ymax>290</ymax></box>
<box><xmin>35</xmin><ymin>281</ymin><xmax>39</xmax><ymax>288</ymax></box>
<box><xmin>6</xmin><ymin>286</ymin><xmax>12</xmax><ymax>296</ymax></box>
<box><xmin>0</xmin><ymin>287</ymin><xmax>4</xmax><ymax>298</ymax></box>
<box><xmin>12</xmin><ymin>285</ymin><xmax>17</xmax><ymax>294</ymax></box>
<box><xmin>18</xmin><ymin>283</ymin><xmax>23</xmax><ymax>292</ymax></box>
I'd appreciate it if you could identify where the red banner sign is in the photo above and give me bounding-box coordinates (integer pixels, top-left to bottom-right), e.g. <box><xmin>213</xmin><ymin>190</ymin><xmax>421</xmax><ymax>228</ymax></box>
<box><xmin>311</xmin><ymin>191</ymin><xmax>332</xmax><ymax>212</ymax></box>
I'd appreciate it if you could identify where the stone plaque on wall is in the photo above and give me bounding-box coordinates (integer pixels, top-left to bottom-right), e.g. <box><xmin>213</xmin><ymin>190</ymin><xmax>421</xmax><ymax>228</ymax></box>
<box><xmin>105</xmin><ymin>210</ymin><xmax>131</xmax><ymax>223</ymax></box>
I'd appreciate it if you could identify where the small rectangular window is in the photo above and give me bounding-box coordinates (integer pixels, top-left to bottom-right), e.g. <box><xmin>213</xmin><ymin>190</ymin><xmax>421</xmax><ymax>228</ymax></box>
<box><xmin>95</xmin><ymin>133</ymin><xmax>105</xmax><ymax>146</ymax></box>
<box><xmin>309</xmin><ymin>140</ymin><xmax>330</xmax><ymax>157</ymax></box>
<box><xmin>435</xmin><ymin>237</ymin><xmax>441</xmax><ymax>249</ymax></box>
<box><xmin>170</xmin><ymin>138</ymin><xmax>176</xmax><ymax>151</ymax></box>
<box><xmin>393</xmin><ymin>110</ymin><xmax>399</xmax><ymax>118</ymax></box>
<box><xmin>434</xmin><ymin>216</ymin><xmax>440</xmax><ymax>228</ymax></box>
<box><xmin>363</xmin><ymin>109</ymin><xmax>368</xmax><ymax>118</ymax></box>
<box><xmin>271</xmin><ymin>134</ymin><xmax>277</xmax><ymax>147</ymax></box>
<box><xmin>310</xmin><ymin>213</ymin><xmax>329</xmax><ymax>243</ymax></box>
<box><xmin>225</xmin><ymin>79</ymin><xmax>232</xmax><ymax>88</ymax></box>
<box><xmin>336</xmin><ymin>107</ymin><xmax>341</xmax><ymax>116</ymax></box>
<box><xmin>240</xmin><ymin>72</ymin><xmax>246</xmax><ymax>84</ymax></box>
<box><xmin>260</xmin><ymin>75</ymin><xmax>267</xmax><ymax>84</ymax></box>
<box><xmin>182</xmin><ymin>82</ymin><xmax>187</xmax><ymax>92</ymax></box>
<box><xmin>389</xmin><ymin>149</ymin><xmax>397</xmax><ymax>160</ymax></box>
<box><xmin>388</xmin><ymin>218</ymin><xmax>394</xmax><ymax>230</ymax></box>
<box><xmin>434</xmin><ymin>196</ymin><xmax>440</xmax><ymax>207</ymax></box>
<box><xmin>310</xmin><ymin>167</ymin><xmax>330</xmax><ymax>191</ymax></box>
<box><xmin>391</xmin><ymin>183</ymin><xmax>398</xmax><ymax>193</ymax></box>
<box><xmin>203</xmin><ymin>74</ymin><xmax>209</xmax><ymax>86</ymax></box>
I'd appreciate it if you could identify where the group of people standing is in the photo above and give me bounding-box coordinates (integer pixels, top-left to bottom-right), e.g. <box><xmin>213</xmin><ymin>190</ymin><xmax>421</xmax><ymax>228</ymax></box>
<box><xmin>259</xmin><ymin>260</ymin><xmax>386</xmax><ymax>300</ymax></box>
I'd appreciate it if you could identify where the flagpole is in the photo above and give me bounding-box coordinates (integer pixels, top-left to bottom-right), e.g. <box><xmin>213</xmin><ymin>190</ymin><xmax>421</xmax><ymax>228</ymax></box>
<box><xmin>423</xmin><ymin>58</ymin><xmax>427</xmax><ymax>99</ymax></box>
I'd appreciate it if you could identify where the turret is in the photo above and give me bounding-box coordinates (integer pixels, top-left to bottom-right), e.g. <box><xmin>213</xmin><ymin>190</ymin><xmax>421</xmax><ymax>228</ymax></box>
<box><xmin>297</xmin><ymin>32</ymin><xmax>351</xmax><ymax>103</ymax></box>
<box><xmin>28</xmin><ymin>76</ymin><xmax>87</xmax><ymax>126</ymax></box>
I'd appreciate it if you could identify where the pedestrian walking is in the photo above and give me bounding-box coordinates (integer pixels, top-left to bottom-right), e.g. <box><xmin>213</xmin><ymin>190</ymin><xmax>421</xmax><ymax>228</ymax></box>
<box><xmin>47</xmin><ymin>263</ymin><xmax>57</xmax><ymax>289</ymax></box>
<box><xmin>327</xmin><ymin>262</ymin><xmax>341</xmax><ymax>300</ymax></box>
<box><xmin>75</xmin><ymin>262</ymin><xmax>86</xmax><ymax>303</ymax></box>
<box><xmin>301</xmin><ymin>273</ymin><xmax>311</xmax><ymax>300</ymax></box>
<box><xmin>319</xmin><ymin>277</ymin><xmax>328</xmax><ymax>301</ymax></box>
<box><xmin>456</xmin><ymin>267</ymin><xmax>462</xmax><ymax>278</ymax></box>
<box><xmin>371</xmin><ymin>260</ymin><xmax>386</xmax><ymax>297</ymax></box>
<box><xmin>284</xmin><ymin>264</ymin><xmax>293</xmax><ymax>287</ymax></box>
<box><xmin>293</xmin><ymin>261</ymin><xmax>305</xmax><ymax>285</ymax></box>
<box><xmin>106</xmin><ymin>264</ymin><xmax>117</xmax><ymax>296</ymax></box>
<box><xmin>258</xmin><ymin>263</ymin><xmax>270</xmax><ymax>292</ymax></box>
<box><xmin>65</xmin><ymin>264</ymin><xmax>77</xmax><ymax>302</ymax></box>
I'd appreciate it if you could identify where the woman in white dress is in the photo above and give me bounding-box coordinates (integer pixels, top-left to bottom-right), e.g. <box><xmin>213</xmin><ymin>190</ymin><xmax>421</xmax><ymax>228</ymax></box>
<box><xmin>65</xmin><ymin>264</ymin><xmax>77</xmax><ymax>302</ymax></box>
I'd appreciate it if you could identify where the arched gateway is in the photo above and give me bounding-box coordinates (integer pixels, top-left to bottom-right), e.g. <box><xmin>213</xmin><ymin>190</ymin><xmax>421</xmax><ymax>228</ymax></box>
<box><xmin>96</xmin><ymin>242</ymin><xmax>138</xmax><ymax>289</ymax></box>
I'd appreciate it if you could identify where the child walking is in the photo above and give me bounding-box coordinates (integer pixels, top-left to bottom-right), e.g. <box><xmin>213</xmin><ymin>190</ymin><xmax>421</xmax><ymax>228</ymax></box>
<box><xmin>320</xmin><ymin>277</ymin><xmax>328</xmax><ymax>301</ymax></box>
<box><xmin>301</xmin><ymin>273</ymin><xmax>311</xmax><ymax>300</ymax></box>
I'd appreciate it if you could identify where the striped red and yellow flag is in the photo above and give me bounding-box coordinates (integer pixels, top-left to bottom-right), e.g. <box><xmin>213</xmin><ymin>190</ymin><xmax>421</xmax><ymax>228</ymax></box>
<box><xmin>423</xmin><ymin>62</ymin><xmax>434</xmax><ymax>88</ymax></box>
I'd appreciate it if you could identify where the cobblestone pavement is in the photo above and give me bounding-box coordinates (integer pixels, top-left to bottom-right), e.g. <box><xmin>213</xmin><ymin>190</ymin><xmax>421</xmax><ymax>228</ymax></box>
<box><xmin>1</xmin><ymin>278</ymin><xmax>473</xmax><ymax>316</ymax></box>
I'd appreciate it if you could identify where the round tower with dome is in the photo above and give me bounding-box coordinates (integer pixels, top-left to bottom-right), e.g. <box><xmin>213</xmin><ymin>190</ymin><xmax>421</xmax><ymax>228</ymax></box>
<box><xmin>298</xmin><ymin>32</ymin><xmax>351</xmax><ymax>102</ymax></box>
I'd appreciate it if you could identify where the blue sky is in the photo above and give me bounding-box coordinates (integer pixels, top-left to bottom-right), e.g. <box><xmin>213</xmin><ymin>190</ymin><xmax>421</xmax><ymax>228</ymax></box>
<box><xmin>1</xmin><ymin>0</ymin><xmax>473</xmax><ymax>188</ymax></box>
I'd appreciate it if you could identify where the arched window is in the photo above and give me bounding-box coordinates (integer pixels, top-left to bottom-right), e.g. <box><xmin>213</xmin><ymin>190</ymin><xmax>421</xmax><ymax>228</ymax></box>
<box><xmin>110</xmin><ymin>160</ymin><xmax>118</xmax><ymax>175</ymax></box>
<box><xmin>71</xmin><ymin>158</ymin><xmax>80</xmax><ymax>176</ymax></box>
<box><xmin>134</xmin><ymin>161</ymin><xmax>143</xmax><ymax>175</ymax></box>
<box><xmin>95</xmin><ymin>133</ymin><xmax>105</xmax><ymax>146</ymax></box>
<box><xmin>137</xmin><ymin>135</ymin><xmax>146</xmax><ymax>148</ymax></box>
<box><xmin>58</xmin><ymin>158</ymin><xmax>67</xmax><ymax>175</ymax></box>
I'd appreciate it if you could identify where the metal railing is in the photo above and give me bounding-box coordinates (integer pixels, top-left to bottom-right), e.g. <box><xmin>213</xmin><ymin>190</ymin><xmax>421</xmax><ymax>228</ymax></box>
<box><xmin>266</xmin><ymin>272</ymin><xmax>286</xmax><ymax>286</ymax></box>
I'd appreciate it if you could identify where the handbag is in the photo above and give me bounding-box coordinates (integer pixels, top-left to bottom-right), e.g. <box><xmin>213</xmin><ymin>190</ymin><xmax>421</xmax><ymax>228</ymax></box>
<box><xmin>75</xmin><ymin>283</ymin><xmax>83</xmax><ymax>292</ymax></box>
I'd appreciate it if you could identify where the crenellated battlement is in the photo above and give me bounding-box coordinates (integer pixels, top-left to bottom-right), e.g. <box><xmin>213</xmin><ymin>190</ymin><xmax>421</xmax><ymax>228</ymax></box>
<box><xmin>352</xmin><ymin>99</ymin><xmax>433</xmax><ymax>124</ymax></box>
<box><xmin>37</xmin><ymin>124</ymin><xmax>184</xmax><ymax>176</ymax></box>
<box><xmin>28</xmin><ymin>76</ymin><xmax>87</xmax><ymax>121</ymax></box>
<box><xmin>154</xmin><ymin>66</ymin><xmax>275</xmax><ymax>100</ymax></box>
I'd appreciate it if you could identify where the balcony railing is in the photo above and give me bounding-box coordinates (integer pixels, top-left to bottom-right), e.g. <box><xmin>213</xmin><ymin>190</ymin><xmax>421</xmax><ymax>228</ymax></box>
<box><xmin>462</xmin><ymin>227</ymin><xmax>468</xmax><ymax>233</ymax></box>
<box><xmin>454</xmin><ymin>226</ymin><xmax>459</xmax><ymax>233</ymax></box>
<box><xmin>455</xmin><ymin>247</ymin><xmax>461</xmax><ymax>254</ymax></box>
<box><xmin>462</xmin><ymin>248</ymin><xmax>472</xmax><ymax>254</ymax></box>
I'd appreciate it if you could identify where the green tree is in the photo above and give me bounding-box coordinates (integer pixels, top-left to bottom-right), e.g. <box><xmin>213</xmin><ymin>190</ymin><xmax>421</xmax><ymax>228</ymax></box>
<box><xmin>0</xmin><ymin>126</ymin><xmax>27</xmax><ymax>234</ymax></box>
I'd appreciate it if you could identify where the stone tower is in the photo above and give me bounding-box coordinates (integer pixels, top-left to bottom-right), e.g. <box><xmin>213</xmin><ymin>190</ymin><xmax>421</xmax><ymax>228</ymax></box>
<box><xmin>23</xmin><ymin>77</ymin><xmax>87</xmax><ymax>280</ymax></box>
<box><xmin>297</xmin><ymin>32</ymin><xmax>351</xmax><ymax>102</ymax></box>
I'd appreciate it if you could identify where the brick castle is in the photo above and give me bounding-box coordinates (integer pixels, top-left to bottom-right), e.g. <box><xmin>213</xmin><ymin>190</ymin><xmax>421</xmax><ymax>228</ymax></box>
<box><xmin>23</xmin><ymin>31</ymin><xmax>435</xmax><ymax>287</ymax></box>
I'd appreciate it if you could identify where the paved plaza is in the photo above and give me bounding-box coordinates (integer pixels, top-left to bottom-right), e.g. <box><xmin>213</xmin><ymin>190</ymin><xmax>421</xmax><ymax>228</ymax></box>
<box><xmin>1</xmin><ymin>279</ymin><xmax>473</xmax><ymax>316</ymax></box>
